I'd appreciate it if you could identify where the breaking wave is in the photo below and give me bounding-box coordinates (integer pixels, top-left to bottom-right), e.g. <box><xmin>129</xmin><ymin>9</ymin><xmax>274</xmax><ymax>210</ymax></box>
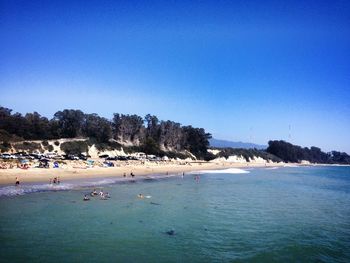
<box><xmin>193</xmin><ymin>168</ymin><xmax>250</xmax><ymax>174</ymax></box>
<box><xmin>0</xmin><ymin>169</ymin><xmax>249</xmax><ymax>197</ymax></box>
<box><xmin>0</xmin><ymin>173</ymin><xmax>184</xmax><ymax>197</ymax></box>
<box><xmin>0</xmin><ymin>178</ymin><xmax>129</xmax><ymax>197</ymax></box>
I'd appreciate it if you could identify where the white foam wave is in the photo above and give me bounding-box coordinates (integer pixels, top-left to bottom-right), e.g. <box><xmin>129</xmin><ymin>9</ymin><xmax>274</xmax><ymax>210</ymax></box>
<box><xmin>0</xmin><ymin>169</ymin><xmax>249</xmax><ymax>197</ymax></box>
<box><xmin>0</xmin><ymin>175</ymin><xmax>173</xmax><ymax>197</ymax></box>
<box><xmin>0</xmin><ymin>178</ymin><xmax>125</xmax><ymax>197</ymax></box>
<box><xmin>77</xmin><ymin>178</ymin><xmax>118</xmax><ymax>187</ymax></box>
<box><xmin>193</xmin><ymin>168</ymin><xmax>250</xmax><ymax>174</ymax></box>
<box><xmin>0</xmin><ymin>183</ymin><xmax>75</xmax><ymax>197</ymax></box>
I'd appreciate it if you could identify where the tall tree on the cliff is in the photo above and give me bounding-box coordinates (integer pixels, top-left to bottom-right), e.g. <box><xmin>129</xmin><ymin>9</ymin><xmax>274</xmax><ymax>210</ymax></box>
<box><xmin>24</xmin><ymin>112</ymin><xmax>51</xmax><ymax>139</ymax></box>
<box><xmin>266</xmin><ymin>140</ymin><xmax>334</xmax><ymax>163</ymax></box>
<box><xmin>0</xmin><ymin>107</ymin><xmax>28</xmax><ymax>139</ymax></box>
<box><xmin>112</xmin><ymin>114</ymin><xmax>144</xmax><ymax>144</ymax></box>
<box><xmin>82</xmin><ymin>114</ymin><xmax>112</xmax><ymax>142</ymax></box>
<box><xmin>0</xmin><ymin>107</ymin><xmax>15</xmax><ymax>134</ymax></box>
<box><xmin>144</xmin><ymin>114</ymin><xmax>160</xmax><ymax>141</ymax></box>
<box><xmin>182</xmin><ymin>126</ymin><xmax>212</xmax><ymax>159</ymax></box>
<box><xmin>159</xmin><ymin>120</ymin><xmax>184</xmax><ymax>150</ymax></box>
<box><xmin>52</xmin><ymin>109</ymin><xmax>85</xmax><ymax>138</ymax></box>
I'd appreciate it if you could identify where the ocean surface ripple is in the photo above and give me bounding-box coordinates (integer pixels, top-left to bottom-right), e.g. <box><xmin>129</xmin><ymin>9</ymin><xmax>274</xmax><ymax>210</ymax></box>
<box><xmin>0</xmin><ymin>166</ymin><xmax>349</xmax><ymax>262</ymax></box>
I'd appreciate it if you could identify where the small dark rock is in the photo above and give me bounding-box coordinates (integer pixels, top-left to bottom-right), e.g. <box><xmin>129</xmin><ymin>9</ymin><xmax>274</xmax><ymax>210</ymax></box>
<box><xmin>166</xmin><ymin>230</ymin><xmax>175</xmax><ymax>236</ymax></box>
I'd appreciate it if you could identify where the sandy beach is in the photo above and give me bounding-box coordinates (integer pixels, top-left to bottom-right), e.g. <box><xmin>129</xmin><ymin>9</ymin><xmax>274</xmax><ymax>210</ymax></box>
<box><xmin>0</xmin><ymin>160</ymin><xmax>288</xmax><ymax>185</ymax></box>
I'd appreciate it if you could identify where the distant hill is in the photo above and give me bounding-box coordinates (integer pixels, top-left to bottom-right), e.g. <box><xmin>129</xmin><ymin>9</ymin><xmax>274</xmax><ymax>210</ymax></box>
<box><xmin>209</xmin><ymin>138</ymin><xmax>266</xmax><ymax>149</ymax></box>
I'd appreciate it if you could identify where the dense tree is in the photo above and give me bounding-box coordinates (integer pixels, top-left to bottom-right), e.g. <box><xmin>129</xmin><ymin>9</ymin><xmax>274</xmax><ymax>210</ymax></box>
<box><xmin>158</xmin><ymin>120</ymin><xmax>183</xmax><ymax>150</ymax></box>
<box><xmin>145</xmin><ymin>114</ymin><xmax>160</xmax><ymax>141</ymax></box>
<box><xmin>24</xmin><ymin>112</ymin><xmax>51</xmax><ymax>139</ymax></box>
<box><xmin>112</xmin><ymin>114</ymin><xmax>145</xmax><ymax>144</ymax></box>
<box><xmin>53</xmin><ymin>109</ymin><xmax>85</xmax><ymax>138</ymax></box>
<box><xmin>217</xmin><ymin>148</ymin><xmax>282</xmax><ymax>163</ymax></box>
<box><xmin>0</xmin><ymin>107</ymin><xmax>26</xmax><ymax>138</ymax></box>
<box><xmin>140</xmin><ymin>137</ymin><xmax>161</xmax><ymax>155</ymax></box>
<box><xmin>266</xmin><ymin>140</ymin><xmax>301</xmax><ymax>162</ymax></box>
<box><xmin>0</xmin><ymin>107</ymin><xmax>52</xmax><ymax>140</ymax></box>
<box><xmin>82</xmin><ymin>114</ymin><xmax>112</xmax><ymax>143</ymax></box>
<box><xmin>330</xmin><ymin>151</ymin><xmax>350</xmax><ymax>164</ymax></box>
<box><xmin>182</xmin><ymin>126</ymin><xmax>212</xmax><ymax>160</ymax></box>
<box><xmin>60</xmin><ymin>141</ymin><xmax>89</xmax><ymax>155</ymax></box>
<box><xmin>0</xmin><ymin>106</ymin><xmax>221</xmax><ymax>160</ymax></box>
<box><xmin>2</xmin><ymin>106</ymin><xmax>350</xmax><ymax>162</ymax></box>
<box><xmin>266</xmin><ymin>140</ymin><xmax>350</xmax><ymax>164</ymax></box>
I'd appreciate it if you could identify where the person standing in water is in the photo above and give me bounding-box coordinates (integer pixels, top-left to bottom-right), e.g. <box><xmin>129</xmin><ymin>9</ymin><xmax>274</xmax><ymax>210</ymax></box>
<box><xmin>15</xmin><ymin>177</ymin><xmax>20</xmax><ymax>186</ymax></box>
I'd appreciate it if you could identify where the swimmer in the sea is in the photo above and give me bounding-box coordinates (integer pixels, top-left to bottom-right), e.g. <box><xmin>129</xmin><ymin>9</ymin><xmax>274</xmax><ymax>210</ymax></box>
<box><xmin>91</xmin><ymin>189</ymin><xmax>98</xmax><ymax>196</ymax></box>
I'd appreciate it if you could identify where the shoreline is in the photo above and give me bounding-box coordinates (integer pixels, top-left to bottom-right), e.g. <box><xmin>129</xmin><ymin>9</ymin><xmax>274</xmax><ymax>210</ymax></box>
<box><xmin>0</xmin><ymin>161</ymin><xmax>288</xmax><ymax>185</ymax></box>
<box><xmin>1</xmin><ymin>161</ymin><xmax>347</xmax><ymax>186</ymax></box>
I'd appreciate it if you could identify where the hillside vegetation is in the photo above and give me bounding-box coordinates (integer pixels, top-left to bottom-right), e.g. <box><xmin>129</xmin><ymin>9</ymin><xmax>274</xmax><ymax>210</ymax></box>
<box><xmin>1</xmin><ymin>106</ymin><xmax>349</xmax><ymax>164</ymax></box>
<box><xmin>0</xmin><ymin>106</ymin><xmax>212</xmax><ymax>160</ymax></box>
<box><xmin>267</xmin><ymin>140</ymin><xmax>350</xmax><ymax>164</ymax></box>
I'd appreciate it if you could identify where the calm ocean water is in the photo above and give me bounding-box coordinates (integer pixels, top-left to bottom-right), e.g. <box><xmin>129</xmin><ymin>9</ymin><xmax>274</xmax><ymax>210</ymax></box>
<box><xmin>0</xmin><ymin>166</ymin><xmax>349</xmax><ymax>262</ymax></box>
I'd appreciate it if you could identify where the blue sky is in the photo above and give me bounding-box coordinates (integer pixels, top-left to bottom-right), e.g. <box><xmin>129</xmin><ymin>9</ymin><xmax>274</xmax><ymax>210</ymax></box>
<box><xmin>1</xmin><ymin>0</ymin><xmax>349</xmax><ymax>152</ymax></box>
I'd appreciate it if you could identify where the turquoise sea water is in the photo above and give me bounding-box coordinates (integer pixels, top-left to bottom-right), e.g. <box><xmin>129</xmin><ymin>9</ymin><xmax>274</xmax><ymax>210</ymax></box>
<box><xmin>0</xmin><ymin>166</ymin><xmax>349</xmax><ymax>262</ymax></box>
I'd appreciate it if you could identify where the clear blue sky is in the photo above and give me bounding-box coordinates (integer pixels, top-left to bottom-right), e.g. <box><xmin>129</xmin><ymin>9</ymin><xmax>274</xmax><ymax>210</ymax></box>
<box><xmin>1</xmin><ymin>0</ymin><xmax>349</xmax><ymax>152</ymax></box>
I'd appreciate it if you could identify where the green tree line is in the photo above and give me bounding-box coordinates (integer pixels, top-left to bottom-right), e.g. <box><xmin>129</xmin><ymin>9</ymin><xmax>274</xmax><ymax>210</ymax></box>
<box><xmin>267</xmin><ymin>140</ymin><xmax>350</xmax><ymax>164</ymax></box>
<box><xmin>0</xmin><ymin>106</ymin><xmax>212</xmax><ymax>160</ymax></box>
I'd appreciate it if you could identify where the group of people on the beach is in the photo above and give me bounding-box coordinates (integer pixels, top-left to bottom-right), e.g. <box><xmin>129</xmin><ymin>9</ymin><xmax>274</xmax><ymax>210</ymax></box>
<box><xmin>17</xmin><ymin>163</ymin><xmax>29</xmax><ymax>169</ymax></box>
<box><xmin>84</xmin><ymin>188</ymin><xmax>110</xmax><ymax>201</ymax></box>
<box><xmin>123</xmin><ymin>172</ymin><xmax>135</xmax><ymax>178</ymax></box>
<box><xmin>14</xmin><ymin>176</ymin><xmax>62</xmax><ymax>186</ymax></box>
<box><xmin>1</xmin><ymin>163</ymin><xmax>15</xmax><ymax>169</ymax></box>
<box><xmin>50</xmin><ymin>177</ymin><xmax>60</xmax><ymax>184</ymax></box>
